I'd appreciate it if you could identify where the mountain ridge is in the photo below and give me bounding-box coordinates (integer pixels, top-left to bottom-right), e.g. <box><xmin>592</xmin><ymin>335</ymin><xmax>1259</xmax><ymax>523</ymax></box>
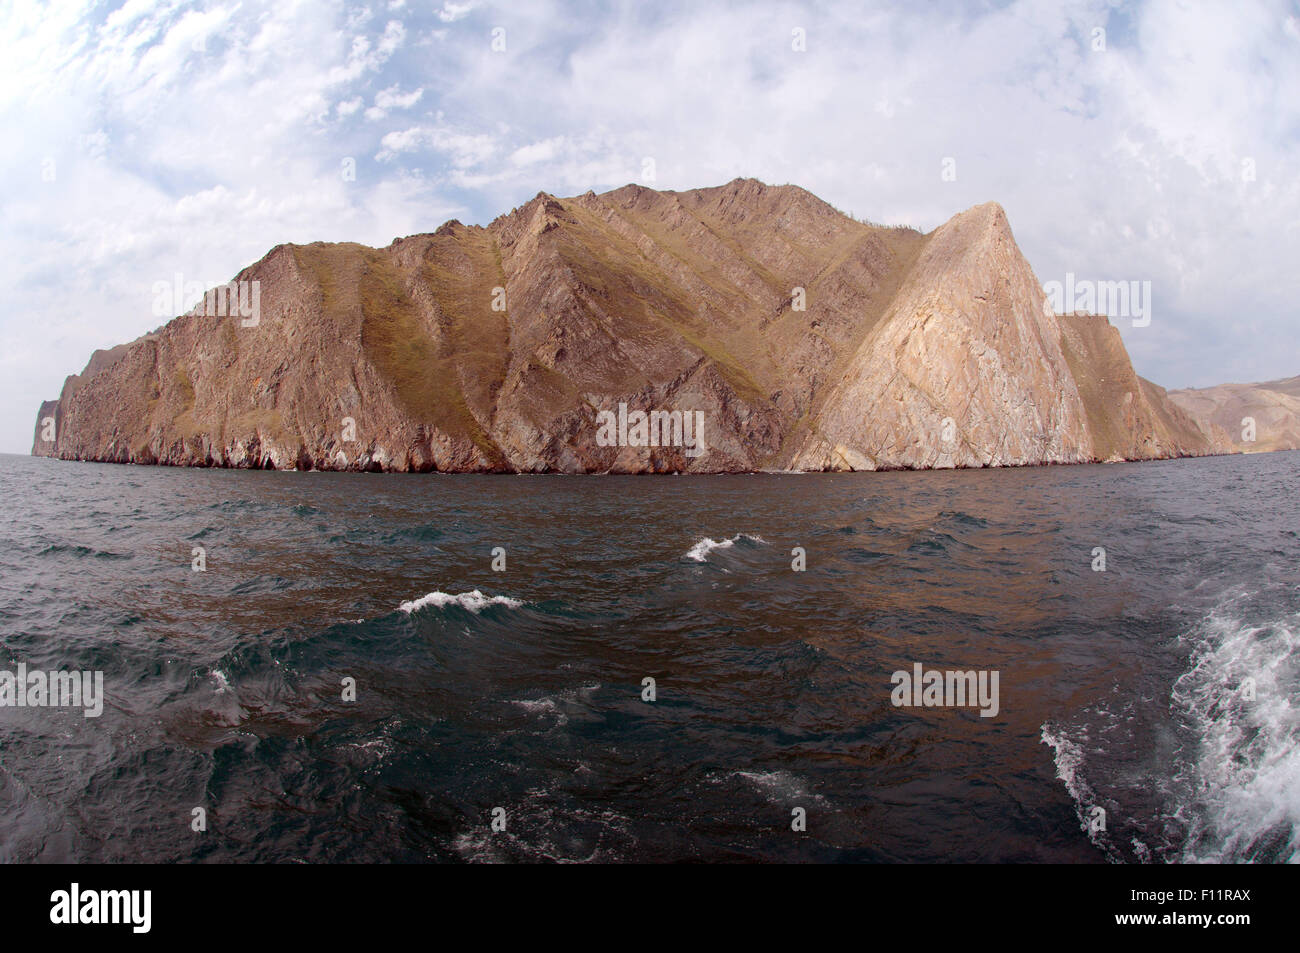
<box><xmin>1169</xmin><ymin>376</ymin><xmax>1300</xmax><ymax>454</ymax></box>
<box><xmin>31</xmin><ymin>178</ymin><xmax>1231</xmax><ymax>472</ymax></box>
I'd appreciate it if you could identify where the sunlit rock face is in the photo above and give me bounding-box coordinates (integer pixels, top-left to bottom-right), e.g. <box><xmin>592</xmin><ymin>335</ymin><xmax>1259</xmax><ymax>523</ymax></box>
<box><xmin>31</xmin><ymin>179</ymin><xmax>1221</xmax><ymax>472</ymax></box>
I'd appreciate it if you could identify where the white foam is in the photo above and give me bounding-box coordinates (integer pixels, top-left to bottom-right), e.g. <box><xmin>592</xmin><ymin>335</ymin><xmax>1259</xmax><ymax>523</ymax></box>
<box><xmin>684</xmin><ymin>533</ymin><xmax>767</xmax><ymax>562</ymax></box>
<box><xmin>509</xmin><ymin>685</ymin><xmax>601</xmax><ymax>726</ymax></box>
<box><xmin>509</xmin><ymin>698</ymin><xmax>568</xmax><ymax>725</ymax></box>
<box><xmin>734</xmin><ymin>769</ymin><xmax>828</xmax><ymax>806</ymax></box>
<box><xmin>399</xmin><ymin>589</ymin><xmax>524</xmax><ymax>614</ymax></box>
<box><xmin>1040</xmin><ymin>722</ymin><xmax>1114</xmax><ymax>855</ymax></box>
<box><xmin>1172</xmin><ymin>606</ymin><xmax>1300</xmax><ymax>863</ymax></box>
<box><xmin>1042</xmin><ymin>594</ymin><xmax>1300</xmax><ymax>864</ymax></box>
<box><xmin>452</xmin><ymin>804</ymin><xmax>632</xmax><ymax>863</ymax></box>
<box><xmin>1040</xmin><ymin>725</ymin><xmax>1086</xmax><ymax>805</ymax></box>
<box><xmin>511</xmin><ymin>698</ymin><xmax>559</xmax><ymax>713</ymax></box>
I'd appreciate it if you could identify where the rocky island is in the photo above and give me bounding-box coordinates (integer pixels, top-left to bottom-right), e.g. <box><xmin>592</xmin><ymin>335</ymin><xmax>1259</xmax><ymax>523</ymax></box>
<box><xmin>32</xmin><ymin>179</ymin><xmax>1227</xmax><ymax>472</ymax></box>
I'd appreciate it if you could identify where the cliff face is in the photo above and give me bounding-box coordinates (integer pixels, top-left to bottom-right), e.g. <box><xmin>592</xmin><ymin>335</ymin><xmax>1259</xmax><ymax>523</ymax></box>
<box><xmin>32</xmin><ymin>179</ymin><xmax>1221</xmax><ymax>472</ymax></box>
<box><xmin>1056</xmin><ymin>312</ymin><xmax>1229</xmax><ymax>462</ymax></box>
<box><xmin>1168</xmin><ymin>376</ymin><xmax>1300</xmax><ymax>454</ymax></box>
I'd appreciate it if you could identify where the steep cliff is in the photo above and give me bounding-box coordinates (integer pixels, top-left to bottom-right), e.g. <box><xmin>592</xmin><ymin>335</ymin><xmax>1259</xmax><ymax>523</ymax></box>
<box><xmin>1057</xmin><ymin>312</ymin><xmax>1227</xmax><ymax>462</ymax></box>
<box><xmin>32</xmin><ymin>179</ymin><xmax>1221</xmax><ymax>472</ymax></box>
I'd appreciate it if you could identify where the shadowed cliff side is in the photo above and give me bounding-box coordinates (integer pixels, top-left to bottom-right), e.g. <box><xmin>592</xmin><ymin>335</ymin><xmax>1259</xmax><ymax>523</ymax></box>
<box><xmin>1058</xmin><ymin>312</ymin><xmax>1226</xmax><ymax>462</ymax></box>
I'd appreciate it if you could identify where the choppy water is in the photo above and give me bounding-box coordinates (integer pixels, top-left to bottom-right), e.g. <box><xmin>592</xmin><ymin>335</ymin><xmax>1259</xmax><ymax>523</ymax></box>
<box><xmin>1</xmin><ymin>451</ymin><xmax>1296</xmax><ymax>863</ymax></box>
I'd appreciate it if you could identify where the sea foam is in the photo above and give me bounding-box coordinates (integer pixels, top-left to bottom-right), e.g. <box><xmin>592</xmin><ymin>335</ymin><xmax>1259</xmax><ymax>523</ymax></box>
<box><xmin>1172</xmin><ymin>605</ymin><xmax>1300</xmax><ymax>863</ymax></box>
<box><xmin>399</xmin><ymin>589</ymin><xmax>524</xmax><ymax>614</ymax></box>
<box><xmin>1041</xmin><ymin>594</ymin><xmax>1300</xmax><ymax>864</ymax></box>
<box><xmin>684</xmin><ymin>533</ymin><xmax>767</xmax><ymax>562</ymax></box>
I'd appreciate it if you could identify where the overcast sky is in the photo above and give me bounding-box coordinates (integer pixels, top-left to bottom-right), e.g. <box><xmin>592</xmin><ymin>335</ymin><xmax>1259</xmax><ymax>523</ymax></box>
<box><xmin>2</xmin><ymin>0</ymin><xmax>1297</xmax><ymax>453</ymax></box>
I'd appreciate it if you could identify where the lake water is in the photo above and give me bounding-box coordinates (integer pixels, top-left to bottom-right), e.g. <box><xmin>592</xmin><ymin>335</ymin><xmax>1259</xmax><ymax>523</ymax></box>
<box><xmin>1</xmin><ymin>451</ymin><xmax>1296</xmax><ymax>862</ymax></box>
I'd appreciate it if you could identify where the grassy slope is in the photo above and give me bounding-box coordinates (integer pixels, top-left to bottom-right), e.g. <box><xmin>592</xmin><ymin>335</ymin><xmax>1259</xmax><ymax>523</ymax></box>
<box><xmin>295</xmin><ymin>240</ymin><xmax>507</xmax><ymax>463</ymax></box>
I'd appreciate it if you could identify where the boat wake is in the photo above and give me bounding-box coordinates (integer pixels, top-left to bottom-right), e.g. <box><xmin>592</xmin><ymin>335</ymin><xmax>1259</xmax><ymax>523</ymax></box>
<box><xmin>1043</xmin><ymin>592</ymin><xmax>1300</xmax><ymax>863</ymax></box>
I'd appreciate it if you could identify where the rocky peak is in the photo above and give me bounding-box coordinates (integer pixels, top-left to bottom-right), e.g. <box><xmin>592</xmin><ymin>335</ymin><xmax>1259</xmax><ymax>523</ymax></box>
<box><xmin>31</xmin><ymin>180</ymin><xmax>1222</xmax><ymax>472</ymax></box>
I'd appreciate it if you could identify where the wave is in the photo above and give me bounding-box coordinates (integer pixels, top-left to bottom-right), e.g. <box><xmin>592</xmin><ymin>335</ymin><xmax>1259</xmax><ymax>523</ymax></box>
<box><xmin>936</xmin><ymin>510</ymin><xmax>989</xmax><ymax>528</ymax></box>
<box><xmin>451</xmin><ymin>803</ymin><xmax>635</xmax><ymax>863</ymax></box>
<box><xmin>733</xmin><ymin>769</ymin><xmax>828</xmax><ymax>806</ymax></box>
<box><xmin>380</xmin><ymin>523</ymin><xmax>445</xmax><ymax>545</ymax></box>
<box><xmin>684</xmin><ymin>533</ymin><xmax>767</xmax><ymax>562</ymax></box>
<box><xmin>1042</xmin><ymin>594</ymin><xmax>1300</xmax><ymax>864</ymax></box>
<box><xmin>509</xmin><ymin>697</ymin><xmax>568</xmax><ymax>727</ymax></box>
<box><xmin>1040</xmin><ymin>723</ymin><xmax>1116</xmax><ymax>859</ymax></box>
<box><xmin>399</xmin><ymin>589</ymin><xmax>524</xmax><ymax>614</ymax></box>
<box><xmin>1171</xmin><ymin>604</ymin><xmax>1299</xmax><ymax>863</ymax></box>
<box><xmin>507</xmin><ymin>684</ymin><xmax>602</xmax><ymax>727</ymax></box>
<box><xmin>37</xmin><ymin>543</ymin><xmax>131</xmax><ymax>560</ymax></box>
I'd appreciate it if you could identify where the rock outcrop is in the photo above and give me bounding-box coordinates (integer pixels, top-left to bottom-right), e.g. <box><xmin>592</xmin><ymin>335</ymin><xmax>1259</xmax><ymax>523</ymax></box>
<box><xmin>1169</xmin><ymin>376</ymin><xmax>1300</xmax><ymax>454</ymax></box>
<box><xmin>32</xmin><ymin>179</ymin><xmax>1224</xmax><ymax>472</ymax></box>
<box><xmin>1055</xmin><ymin>311</ymin><xmax>1226</xmax><ymax>463</ymax></box>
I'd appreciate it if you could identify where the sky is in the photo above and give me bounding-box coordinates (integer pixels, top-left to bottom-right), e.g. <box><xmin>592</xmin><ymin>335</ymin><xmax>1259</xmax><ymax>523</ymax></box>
<box><xmin>1</xmin><ymin>0</ymin><xmax>1297</xmax><ymax>453</ymax></box>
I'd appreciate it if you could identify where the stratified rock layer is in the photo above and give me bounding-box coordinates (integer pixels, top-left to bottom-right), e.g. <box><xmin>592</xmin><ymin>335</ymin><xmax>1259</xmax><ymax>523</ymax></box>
<box><xmin>32</xmin><ymin>179</ymin><xmax>1223</xmax><ymax>471</ymax></box>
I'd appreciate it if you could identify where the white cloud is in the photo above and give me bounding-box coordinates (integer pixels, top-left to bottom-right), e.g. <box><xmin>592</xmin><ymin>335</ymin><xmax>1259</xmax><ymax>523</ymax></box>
<box><xmin>325</xmin><ymin>20</ymin><xmax>406</xmax><ymax>86</ymax></box>
<box><xmin>365</xmin><ymin>83</ymin><xmax>424</xmax><ymax>119</ymax></box>
<box><xmin>437</xmin><ymin>2</ymin><xmax>475</xmax><ymax>24</ymax></box>
<box><xmin>376</xmin><ymin>19</ymin><xmax>406</xmax><ymax>56</ymax></box>
<box><xmin>376</xmin><ymin>124</ymin><xmax>499</xmax><ymax>167</ymax></box>
<box><xmin>0</xmin><ymin>0</ymin><xmax>1296</xmax><ymax>453</ymax></box>
<box><xmin>510</xmin><ymin>136</ymin><xmax>565</xmax><ymax>166</ymax></box>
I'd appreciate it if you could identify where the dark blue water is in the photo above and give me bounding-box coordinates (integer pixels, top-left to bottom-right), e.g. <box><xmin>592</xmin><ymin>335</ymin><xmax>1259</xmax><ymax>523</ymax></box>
<box><xmin>1</xmin><ymin>451</ymin><xmax>1296</xmax><ymax>862</ymax></box>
